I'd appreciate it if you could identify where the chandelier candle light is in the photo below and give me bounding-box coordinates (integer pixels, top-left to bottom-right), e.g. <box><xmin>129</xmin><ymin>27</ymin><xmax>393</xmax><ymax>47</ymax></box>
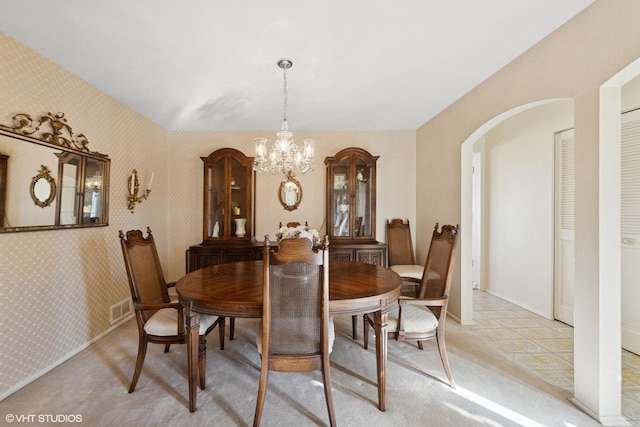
<box><xmin>253</xmin><ymin>59</ymin><xmax>315</xmax><ymax>180</ymax></box>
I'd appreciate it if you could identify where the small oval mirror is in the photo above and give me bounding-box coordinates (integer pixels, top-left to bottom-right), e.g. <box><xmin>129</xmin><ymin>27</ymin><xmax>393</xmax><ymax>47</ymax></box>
<box><xmin>34</xmin><ymin>178</ymin><xmax>50</xmax><ymax>201</ymax></box>
<box><xmin>30</xmin><ymin>165</ymin><xmax>56</xmax><ymax>208</ymax></box>
<box><xmin>278</xmin><ymin>173</ymin><xmax>302</xmax><ymax>211</ymax></box>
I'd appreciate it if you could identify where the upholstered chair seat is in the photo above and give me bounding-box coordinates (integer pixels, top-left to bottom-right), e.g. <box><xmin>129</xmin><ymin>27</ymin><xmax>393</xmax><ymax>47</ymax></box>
<box><xmin>144</xmin><ymin>308</ymin><xmax>219</xmax><ymax>337</ymax></box>
<box><xmin>385</xmin><ymin>298</ymin><xmax>439</xmax><ymax>333</ymax></box>
<box><xmin>389</xmin><ymin>264</ymin><xmax>424</xmax><ymax>281</ymax></box>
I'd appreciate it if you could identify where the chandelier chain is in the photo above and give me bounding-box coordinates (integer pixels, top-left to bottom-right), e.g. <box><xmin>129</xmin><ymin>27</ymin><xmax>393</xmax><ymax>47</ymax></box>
<box><xmin>282</xmin><ymin>65</ymin><xmax>288</xmax><ymax>124</ymax></box>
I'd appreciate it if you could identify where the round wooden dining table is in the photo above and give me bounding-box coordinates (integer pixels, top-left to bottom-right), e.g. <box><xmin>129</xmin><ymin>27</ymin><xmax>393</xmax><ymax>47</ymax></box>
<box><xmin>176</xmin><ymin>259</ymin><xmax>401</xmax><ymax>413</ymax></box>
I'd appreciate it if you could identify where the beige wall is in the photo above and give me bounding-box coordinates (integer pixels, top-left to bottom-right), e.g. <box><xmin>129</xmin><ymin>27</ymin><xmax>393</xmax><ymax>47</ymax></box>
<box><xmin>0</xmin><ymin>32</ymin><xmax>416</xmax><ymax>398</ymax></box>
<box><xmin>483</xmin><ymin>100</ymin><xmax>573</xmax><ymax>317</ymax></box>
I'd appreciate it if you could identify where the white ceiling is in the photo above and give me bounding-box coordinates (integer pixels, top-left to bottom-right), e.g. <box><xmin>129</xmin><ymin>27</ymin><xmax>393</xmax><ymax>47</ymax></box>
<box><xmin>0</xmin><ymin>0</ymin><xmax>595</xmax><ymax>131</ymax></box>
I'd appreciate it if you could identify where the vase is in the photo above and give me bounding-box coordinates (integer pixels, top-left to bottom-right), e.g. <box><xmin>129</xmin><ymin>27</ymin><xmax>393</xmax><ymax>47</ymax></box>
<box><xmin>212</xmin><ymin>221</ymin><xmax>219</xmax><ymax>237</ymax></box>
<box><xmin>234</xmin><ymin>218</ymin><xmax>247</xmax><ymax>237</ymax></box>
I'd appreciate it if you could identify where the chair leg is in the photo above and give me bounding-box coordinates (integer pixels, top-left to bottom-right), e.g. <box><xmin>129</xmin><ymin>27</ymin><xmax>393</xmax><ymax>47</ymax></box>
<box><xmin>435</xmin><ymin>328</ymin><xmax>455</xmax><ymax>389</ymax></box>
<box><xmin>363</xmin><ymin>314</ymin><xmax>370</xmax><ymax>349</ymax></box>
<box><xmin>218</xmin><ymin>317</ymin><xmax>226</xmax><ymax>350</ymax></box>
<box><xmin>321</xmin><ymin>355</ymin><xmax>337</xmax><ymax>427</ymax></box>
<box><xmin>198</xmin><ymin>335</ymin><xmax>207</xmax><ymax>390</ymax></box>
<box><xmin>164</xmin><ymin>344</ymin><xmax>171</xmax><ymax>353</ymax></box>
<box><xmin>417</xmin><ymin>341</ymin><xmax>424</xmax><ymax>350</ymax></box>
<box><xmin>230</xmin><ymin>317</ymin><xmax>235</xmax><ymax>340</ymax></box>
<box><xmin>351</xmin><ymin>315</ymin><xmax>358</xmax><ymax>339</ymax></box>
<box><xmin>253</xmin><ymin>365</ymin><xmax>269</xmax><ymax>427</ymax></box>
<box><xmin>129</xmin><ymin>335</ymin><xmax>148</xmax><ymax>393</ymax></box>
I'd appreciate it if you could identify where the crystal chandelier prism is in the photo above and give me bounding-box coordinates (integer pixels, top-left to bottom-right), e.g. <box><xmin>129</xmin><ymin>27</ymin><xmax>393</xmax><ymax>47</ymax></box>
<box><xmin>253</xmin><ymin>59</ymin><xmax>315</xmax><ymax>179</ymax></box>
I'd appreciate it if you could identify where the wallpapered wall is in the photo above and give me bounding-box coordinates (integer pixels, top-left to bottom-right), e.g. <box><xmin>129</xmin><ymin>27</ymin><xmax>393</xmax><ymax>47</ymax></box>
<box><xmin>0</xmin><ymin>33</ymin><xmax>417</xmax><ymax>399</ymax></box>
<box><xmin>0</xmin><ymin>33</ymin><xmax>169</xmax><ymax>399</ymax></box>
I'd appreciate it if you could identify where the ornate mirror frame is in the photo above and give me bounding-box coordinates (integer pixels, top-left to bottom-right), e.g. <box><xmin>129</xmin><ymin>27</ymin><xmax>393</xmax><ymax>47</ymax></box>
<box><xmin>30</xmin><ymin>165</ymin><xmax>56</xmax><ymax>208</ymax></box>
<box><xmin>278</xmin><ymin>171</ymin><xmax>302</xmax><ymax>211</ymax></box>
<box><xmin>0</xmin><ymin>112</ymin><xmax>110</xmax><ymax>233</ymax></box>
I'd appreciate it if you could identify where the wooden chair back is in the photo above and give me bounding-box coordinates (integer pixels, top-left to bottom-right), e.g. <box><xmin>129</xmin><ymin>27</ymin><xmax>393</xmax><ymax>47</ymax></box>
<box><xmin>254</xmin><ymin>234</ymin><xmax>335</xmax><ymax>426</ymax></box>
<box><xmin>417</xmin><ymin>223</ymin><xmax>460</xmax><ymax>317</ymax></box>
<box><xmin>119</xmin><ymin>227</ymin><xmax>171</xmax><ymax>327</ymax></box>
<box><xmin>386</xmin><ymin>218</ymin><xmax>415</xmax><ymax>266</ymax></box>
<box><xmin>267</xmin><ymin>237</ymin><xmax>326</xmax><ymax>357</ymax></box>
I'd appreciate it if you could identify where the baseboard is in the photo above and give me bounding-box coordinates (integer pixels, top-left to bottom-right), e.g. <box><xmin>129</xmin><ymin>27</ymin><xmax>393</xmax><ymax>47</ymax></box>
<box><xmin>0</xmin><ymin>313</ymin><xmax>134</xmax><ymax>402</ymax></box>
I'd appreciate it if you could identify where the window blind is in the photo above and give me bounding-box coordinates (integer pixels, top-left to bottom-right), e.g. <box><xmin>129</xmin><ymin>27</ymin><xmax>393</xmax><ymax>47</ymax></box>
<box><xmin>622</xmin><ymin>109</ymin><xmax>640</xmax><ymax>236</ymax></box>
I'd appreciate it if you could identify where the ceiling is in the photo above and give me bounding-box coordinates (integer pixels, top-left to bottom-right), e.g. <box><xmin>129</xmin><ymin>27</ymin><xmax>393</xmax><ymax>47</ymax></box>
<box><xmin>0</xmin><ymin>1</ymin><xmax>595</xmax><ymax>131</ymax></box>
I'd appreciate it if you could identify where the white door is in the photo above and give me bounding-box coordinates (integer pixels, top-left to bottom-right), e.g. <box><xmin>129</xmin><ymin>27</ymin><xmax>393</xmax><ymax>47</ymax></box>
<box><xmin>621</xmin><ymin>109</ymin><xmax>640</xmax><ymax>354</ymax></box>
<box><xmin>554</xmin><ymin>129</ymin><xmax>575</xmax><ymax>326</ymax></box>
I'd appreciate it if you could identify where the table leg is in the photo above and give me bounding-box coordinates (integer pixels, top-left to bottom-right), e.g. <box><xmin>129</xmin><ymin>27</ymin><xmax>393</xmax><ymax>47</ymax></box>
<box><xmin>373</xmin><ymin>309</ymin><xmax>389</xmax><ymax>411</ymax></box>
<box><xmin>185</xmin><ymin>307</ymin><xmax>200</xmax><ymax>412</ymax></box>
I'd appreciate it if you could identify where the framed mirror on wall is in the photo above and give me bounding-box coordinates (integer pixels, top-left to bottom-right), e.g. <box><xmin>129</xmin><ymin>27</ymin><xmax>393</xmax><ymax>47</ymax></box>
<box><xmin>0</xmin><ymin>112</ymin><xmax>110</xmax><ymax>233</ymax></box>
<box><xmin>278</xmin><ymin>171</ymin><xmax>302</xmax><ymax>211</ymax></box>
<box><xmin>29</xmin><ymin>165</ymin><xmax>56</xmax><ymax>208</ymax></box>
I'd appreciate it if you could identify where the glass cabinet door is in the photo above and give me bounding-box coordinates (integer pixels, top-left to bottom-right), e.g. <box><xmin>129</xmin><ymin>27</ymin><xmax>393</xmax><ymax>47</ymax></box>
<box><xmin>54</xmin><ymin>152</ymin><xmax>110</xmax><ymax>226</ymax></box>
<box><xmin>354</xmin><ymin>157</ymin><xmax>372</xmax><ymax>237</ymax></box>
<box><xmin>332</xmin><ymin>158</ymin><xmax>350</xmax><ymax>237</ymax></box>
<box><xmin>57</xmin><ymin>153</ymin><xmax>81</xmax><ymax>225</ymax></box>
<box><xmin>202</xmin><ymin>148</ymin><xmax>254</xmax><ymax>243</ymax></box>
<box><xmin>325</xmin><ymin>147</ymin><xmax>378</xmax><ymax>243</ymax></box>
<box><xmin>206</xmin><ymin>156</ymin><xmax>225</xmax><ymax>238</ymax></box>
<box><xmin>82</xmin><ymin>157</ymin><xmax>106</xmax><ymax>224</ymax></box>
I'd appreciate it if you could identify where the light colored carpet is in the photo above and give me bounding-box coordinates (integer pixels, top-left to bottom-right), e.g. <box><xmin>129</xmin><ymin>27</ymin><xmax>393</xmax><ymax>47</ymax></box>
<box><xmin>0</xmin><ymin>314</ymin><xmax>602</xmax><ymax>426</ymax></box>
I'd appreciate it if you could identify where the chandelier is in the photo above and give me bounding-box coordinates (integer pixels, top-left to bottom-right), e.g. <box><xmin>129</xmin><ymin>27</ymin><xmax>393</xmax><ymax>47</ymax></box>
<box><xmin>253</xmin><ymin>59</ymin><xmax>315</xmax><ymax>179</ymax></box>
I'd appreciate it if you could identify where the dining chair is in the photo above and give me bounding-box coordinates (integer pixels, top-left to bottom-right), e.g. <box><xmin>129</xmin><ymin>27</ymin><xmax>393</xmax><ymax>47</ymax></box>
<box><xmin>386</xmin><ymin>218</ymin><xmax>424</xmax><ymax>297</ymax></box>
<box><xmin>119</xmin><ymin>227</ymin><xmax>226</xmax><ymax>393</ymax></box>
<box><xmin>254</xmin><ymin>235</ymin><xmax>336</xmax><ymax>427</ymax></box>
<box><xmin>364</xmin><ymin>223</ymin><xmax>459</xmax><ymax>388</ymax></box>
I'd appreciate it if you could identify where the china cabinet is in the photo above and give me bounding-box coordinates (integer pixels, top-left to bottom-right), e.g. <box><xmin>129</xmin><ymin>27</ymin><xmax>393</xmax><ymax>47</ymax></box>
<box><xmin>325</xmin><ymin>147</ymin><xmax>387</xmax><ymax>267</ymax></box>
<box><xmin>201</xmin><ymin>148</ymin><xmax>254</xmax><ymax>242</ymax></box>
<box><xmin>186</xmin><ymin>148</ymin><xmax>264</xmax><ymax>272</ymax></box>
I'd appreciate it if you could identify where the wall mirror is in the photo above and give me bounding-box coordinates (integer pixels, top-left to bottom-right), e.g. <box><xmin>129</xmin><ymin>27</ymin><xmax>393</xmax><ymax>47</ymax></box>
<box><xmin>278</xmin><ymin>171</ymin><xmax>302</xmax><ymax>211</ymax></box>
<box><xmin>0</xmin><ymin>112</ymin><xmax>110</xmax><ymax>233</ymax></box>
<box><xmin>30</xmin><ymin>165</ymin><xmax>56</xmax><ymax>208</ymax></box>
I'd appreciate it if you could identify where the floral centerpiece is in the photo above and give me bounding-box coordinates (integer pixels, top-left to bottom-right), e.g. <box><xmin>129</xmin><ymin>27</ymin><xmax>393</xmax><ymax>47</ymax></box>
<box><xmin>276</xmin><ymin>224</ymin><xmax>322</xmax><ymax>247</ymax></box>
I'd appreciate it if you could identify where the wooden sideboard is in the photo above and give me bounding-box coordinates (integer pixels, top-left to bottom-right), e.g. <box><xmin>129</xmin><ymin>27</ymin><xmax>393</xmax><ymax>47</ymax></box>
<box><xmin>186</xmin><ymin>241</ymin><xmax>265</xmax><ymax>273</ymax></box>
<box><xmin>186</xmin><ymin>240</ymin><xmax>387</xmax><ymax>273</ymax></box>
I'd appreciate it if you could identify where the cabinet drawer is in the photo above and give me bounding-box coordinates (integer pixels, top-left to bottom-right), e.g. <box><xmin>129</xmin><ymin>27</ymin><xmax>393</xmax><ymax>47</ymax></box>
<box><xmin>329</xmin><ymin>249</ymin><xmax>354</xmax><ymax>262</ymax></box>
<box><xmin>355</xmin><ymin>249</ymin><xmax>387</xmax><ymax>267</ymax></box>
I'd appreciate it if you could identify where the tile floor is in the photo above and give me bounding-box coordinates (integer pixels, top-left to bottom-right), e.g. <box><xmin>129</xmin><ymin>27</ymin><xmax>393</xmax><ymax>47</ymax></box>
<box><xmin>471</xmin><ymin>289</ymin><xmax>640</xmax><ymax>424</ymax></box>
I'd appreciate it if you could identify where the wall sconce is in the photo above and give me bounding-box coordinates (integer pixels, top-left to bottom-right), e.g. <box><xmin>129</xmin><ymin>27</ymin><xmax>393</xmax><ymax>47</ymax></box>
<box><xmin>127</xmin><ymin>169</ymin><xmax>154</xmax><ymax>213</ymax></box>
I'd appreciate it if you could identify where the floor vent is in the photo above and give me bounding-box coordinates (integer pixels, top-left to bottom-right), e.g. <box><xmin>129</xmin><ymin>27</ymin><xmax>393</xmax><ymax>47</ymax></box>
<box><xmin>110</xmin><ymin>298</ymin><xmax>133</xmax><ymax>325</ymax></box>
